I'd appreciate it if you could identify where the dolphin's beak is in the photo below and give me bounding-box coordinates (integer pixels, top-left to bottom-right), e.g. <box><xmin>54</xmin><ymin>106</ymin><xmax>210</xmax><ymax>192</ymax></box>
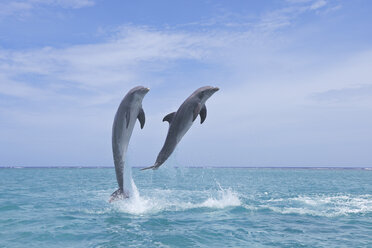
<box><xmin>214</xmin><ymin>87</ymin><xmax>220</xmax><ymax>92</ymax></box>
<box><xmin>144</xmin><ymin>87</ymin><xmax>150</xmax><ymax>93</ymax></box>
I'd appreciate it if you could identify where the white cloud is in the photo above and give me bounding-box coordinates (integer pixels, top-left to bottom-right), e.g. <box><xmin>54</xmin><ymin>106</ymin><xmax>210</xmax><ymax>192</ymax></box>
<box><xmin>2</xmin><ymin>22</ymin><xmax>370</xmax><ymax>122</ymax></box>
<box><xmin>312</xmin><ymin>85</ymin><xmax>372</xmax><ymax>105</ymax></box>
<box><xmin>310</xmin><ymin>0</ymin><xmax>327</xmax><ymax>10</ymax></box>
<box><xmin>0</xmin><ymin>26</ymin><xmax>218</xmax><ymax>105</ymax></box>
<box><xmin>257</xmin><ymin>0</ymin><xmax>329</xmax><ymax>31</ymax></box>
<box><xmin>0</xmin><ymin>76</ymin><xmax>46</xmax><ymax>98</ymax></box>
<box><xmin>52</xmin><ymin>0</ymin><xmax>95</xmax><ymax>9</ymax></box>
<box><xmin>0</xmin><ymin>2</ymin><xmax>32</xmax><ymax>18</ymax></box>
<box><xmin>29</xmin><ymin>0</ymin><xmax>95</xmax><ymax>9</ymax></box>
<box><xmin>0</xmin><ymin>0</ymin><xmax>94</xmax><ymax>18</ymax></box>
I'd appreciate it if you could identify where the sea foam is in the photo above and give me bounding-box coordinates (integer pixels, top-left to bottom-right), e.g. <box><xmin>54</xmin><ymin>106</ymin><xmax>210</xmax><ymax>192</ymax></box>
<box><xmin>261</xmin><ymin>194</ymin><xmax>372</xmax><ymax>217</ymax></box>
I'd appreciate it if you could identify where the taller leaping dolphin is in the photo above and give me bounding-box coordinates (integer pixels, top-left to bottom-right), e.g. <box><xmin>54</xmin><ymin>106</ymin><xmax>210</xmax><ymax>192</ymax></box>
<box><xmin>141</xmin><ymin>86</ymin><xmax>219</xmax><ymax>171</ymax></box>
<box><xmin>110</xmin><ymin>86</ymin><xmax>149</xmax><ymax>202</ymax></box>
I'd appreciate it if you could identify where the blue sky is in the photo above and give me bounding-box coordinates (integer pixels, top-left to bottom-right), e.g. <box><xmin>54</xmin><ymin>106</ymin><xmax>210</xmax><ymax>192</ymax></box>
<box><xmin>0</xmin><ymin>0</ymin><xmax>371</xmax><ymax>167</ymax></box>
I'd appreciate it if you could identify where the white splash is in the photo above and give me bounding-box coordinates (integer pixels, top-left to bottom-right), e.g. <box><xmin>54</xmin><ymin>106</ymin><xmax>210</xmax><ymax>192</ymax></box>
<box><xmin>110</xmin><ymin>184</ymin><xmax>241</xmax><ymax>215</ymax></box>
<box><xmin>112</xmin><ymin>191</ymin><xmax>153</xmax><ymax>215</ymax></box>
<box><xmin>199</xmin><ymin>188</ymin><xmax>241</xmax><ymax>209</ymax></box>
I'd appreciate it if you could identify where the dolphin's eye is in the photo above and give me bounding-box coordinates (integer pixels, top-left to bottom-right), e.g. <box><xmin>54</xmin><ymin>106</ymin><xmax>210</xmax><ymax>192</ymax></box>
<box><xmin>199</xmin><ymin>91</ymin><xmax>205</xmax><ymax>98</ymax></box>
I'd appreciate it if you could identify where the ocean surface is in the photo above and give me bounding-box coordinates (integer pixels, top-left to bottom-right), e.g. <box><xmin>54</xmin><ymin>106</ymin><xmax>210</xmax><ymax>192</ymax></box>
<box><xmin>0</xmin><ymin>167</ymin><xmax>371</xmax><ymax>247</ymax></box>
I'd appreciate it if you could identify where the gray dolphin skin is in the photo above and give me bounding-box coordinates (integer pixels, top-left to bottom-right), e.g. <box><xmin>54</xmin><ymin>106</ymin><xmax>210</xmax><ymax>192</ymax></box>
<box><xmin>110</xmin><ymin>86</ymin><xmax>149</xmax><ymax>202</ymax></box>
<box><xmin>141</xmin><ymin>86</ymin><xmax>219</xmax><ymax>171</ymax></box>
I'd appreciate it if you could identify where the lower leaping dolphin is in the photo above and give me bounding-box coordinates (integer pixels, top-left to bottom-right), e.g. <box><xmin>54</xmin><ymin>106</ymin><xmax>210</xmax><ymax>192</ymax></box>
<box><xmin>141</xmin><ymin>86</ymin><xmax>219</xmax><ymax>171</ymax></box>
<box><xmin>110</xmin><ymin>86</ymin><xmax>149</xmax><ymax>202</ymax></box>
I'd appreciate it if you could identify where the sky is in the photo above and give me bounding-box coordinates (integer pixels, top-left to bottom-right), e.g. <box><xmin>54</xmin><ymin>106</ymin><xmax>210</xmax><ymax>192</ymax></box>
<box><xmin>0</xmin><ymin>0</ymin><xmax>371</xmax><ymax>167</ymax></box>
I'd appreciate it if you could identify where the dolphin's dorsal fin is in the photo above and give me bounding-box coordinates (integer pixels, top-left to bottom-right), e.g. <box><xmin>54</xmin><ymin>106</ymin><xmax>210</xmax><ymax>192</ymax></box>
<box><xmin>137</xmin><ymin>108</ymin><xmax>145</xmax><ymax>129</ymax></box>
<box><xmin>126</xmin><ymin>111</ymin><xmax>130</xmax><ymax>128</ymax></box>
<box><xmin>163</xmin><ymin>112</ymin><xmax>176</xmax><ymax>124</ymax></box>
<box><xmin>193</xmin><ymin>103</ymin><xmax>201</xmax><ymax>121</ymax></box>
<box><xmin>199</xmin><ymin>104</ymin><xmax>207</xmax><ymax>124</ymax></box>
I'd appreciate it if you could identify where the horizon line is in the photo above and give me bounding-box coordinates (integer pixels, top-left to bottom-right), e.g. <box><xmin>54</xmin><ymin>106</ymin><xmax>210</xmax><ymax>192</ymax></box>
<box><xmin>0</xmin><ymin>166</ymin><xmax>371</xmax><ymax>170</ymax></box>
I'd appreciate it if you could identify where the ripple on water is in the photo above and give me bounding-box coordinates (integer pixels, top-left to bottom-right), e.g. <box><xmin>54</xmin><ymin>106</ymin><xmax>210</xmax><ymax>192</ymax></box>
<box><xmin>1</xmin><ymin>168</ymin><xmax>371</xmax><ymax>247</ymax></box>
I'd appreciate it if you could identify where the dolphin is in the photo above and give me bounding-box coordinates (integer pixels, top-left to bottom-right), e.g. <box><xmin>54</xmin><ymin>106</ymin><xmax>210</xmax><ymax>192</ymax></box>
<box><xmin>109</xmin><ymin>86</ymin><xmax>149</xmax><ymax>202</ymax></box>
<box><xmin>141</xmin><ymin>86</ymin><xmax>219</xmax><ymax>171</ymax></box>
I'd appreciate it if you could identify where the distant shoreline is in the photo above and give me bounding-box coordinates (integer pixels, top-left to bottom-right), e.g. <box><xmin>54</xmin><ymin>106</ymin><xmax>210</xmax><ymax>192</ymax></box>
<box><xmin>0</xmin><ymin>166</ymin><xmax>371</xmax><ymax>170</ymax></box>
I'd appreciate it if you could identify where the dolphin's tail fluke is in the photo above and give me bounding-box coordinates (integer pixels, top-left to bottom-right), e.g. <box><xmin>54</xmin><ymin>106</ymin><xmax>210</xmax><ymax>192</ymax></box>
<box><xmin>109</xmin><ymin>188</ymin><xmax>129</xmax><ymax>203</ymax></box>
<box><xmin>140</xmin><ymin>164</ymin><xmax>158</xmax><ymax>171</ymax></box>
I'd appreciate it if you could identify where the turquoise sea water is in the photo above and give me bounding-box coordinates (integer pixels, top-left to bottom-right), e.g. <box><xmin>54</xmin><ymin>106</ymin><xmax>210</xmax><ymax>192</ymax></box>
<box><xmin>0</xmin><ymin>167</ymin><xmax>371</xmax><ymax>247</ymax></box>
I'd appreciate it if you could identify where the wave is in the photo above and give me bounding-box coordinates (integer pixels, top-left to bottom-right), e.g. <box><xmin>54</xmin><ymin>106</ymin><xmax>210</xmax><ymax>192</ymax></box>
<box><xmin>253</xmin><ymin>194</ymin><xmax>372</xmax><ymax>217</ymax></box>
